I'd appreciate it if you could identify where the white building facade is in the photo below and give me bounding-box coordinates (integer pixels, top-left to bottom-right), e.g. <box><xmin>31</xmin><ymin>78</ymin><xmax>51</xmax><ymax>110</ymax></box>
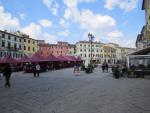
<box><xmin>76</xmin><ymin>41</ymin><xmax>103</xmax><ymax>66</ymax></box>
<box><xmin>0</xmin><ymin>30</ymin><xmax>24</xmax><ymax>59</ymax></box>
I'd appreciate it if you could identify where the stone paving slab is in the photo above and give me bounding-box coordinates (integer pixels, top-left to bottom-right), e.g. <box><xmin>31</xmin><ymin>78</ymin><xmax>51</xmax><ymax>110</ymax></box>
<box><xmin>0</xmin><ymin>68</ymin><xmax>150</xmax><ymax>113</ymax></box>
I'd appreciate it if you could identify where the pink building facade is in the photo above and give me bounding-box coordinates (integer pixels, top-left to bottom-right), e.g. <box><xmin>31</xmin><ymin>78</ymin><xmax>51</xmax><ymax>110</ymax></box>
<box><xmin>38</xmin><ymin>42</ymin><xmax>75</xmax><ymax>57</ymax></box>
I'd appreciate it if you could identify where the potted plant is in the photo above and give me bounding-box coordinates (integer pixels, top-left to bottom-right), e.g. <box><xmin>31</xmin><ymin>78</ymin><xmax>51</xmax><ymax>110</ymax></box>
<box><xmin>85</xmin><ymin>63</ymin><xmax>94</xmax><ymax>73</ymax></box>
<box><xmin>112</xmin><ymin>66</ymin><xmax>120</xmax><ymax>79</ymax></box>
<box><xmin>81</xmin><ymin>64</ymin><xmax>85</xmax><ymax>71</ymax></box>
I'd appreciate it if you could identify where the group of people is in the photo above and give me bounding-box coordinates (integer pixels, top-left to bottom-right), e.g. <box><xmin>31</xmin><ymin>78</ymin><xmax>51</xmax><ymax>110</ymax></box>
<box><xmin>102</xmin><ymin>62</ymin><xmax>109</xmax><ymax>72</ymax></box>
<box><xmin>0</xmin><ymin>63</ymin><xmax>41</xmax><ymax>88</ymax></box>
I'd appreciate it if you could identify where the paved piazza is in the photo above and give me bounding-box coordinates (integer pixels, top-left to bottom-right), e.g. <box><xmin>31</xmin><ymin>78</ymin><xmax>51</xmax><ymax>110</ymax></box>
<box><xmin>0</xmin><ymin>68</ymin><xmax>150</xmax><ymax>113</ymax></box>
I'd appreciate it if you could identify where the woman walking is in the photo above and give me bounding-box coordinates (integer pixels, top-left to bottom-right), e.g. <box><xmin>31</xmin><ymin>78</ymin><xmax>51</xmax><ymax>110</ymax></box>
<box><xmin>3</xmin><ymin>64</ymin><xmax>12</xmax><ymax>88</ymax></box>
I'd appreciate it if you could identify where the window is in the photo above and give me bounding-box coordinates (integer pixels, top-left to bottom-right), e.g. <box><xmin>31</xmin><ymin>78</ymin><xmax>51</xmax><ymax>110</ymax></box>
<box><xmin>28</xmin><ymin>40</ymin><xmax>30</xmax><ymax>43</ymax></box>
<box><xmin>57</xmin><ymin>51</ymin><xmax>59</xmax><ymax>54</ymax></box>
<box><xmin>8</xmin><ymin>42</ymin><xmax>11</xmax><ymax>48</ymax></box>
<box><xmin>2</xmin><ymin>41</ymin><xmax>5</xmax><ymax>47</ymax></box>
<box><xmin>97</xmin><ymin>50</ymin><xmax>98</xmax><ymax>52</ymax></box>
<box><xmin>33</xmin><ymin>47</ymin><xmax>35</xmax><ymax>51</ymax></box>
<box><xmin>28</xmin><ymin>46</ymin><xmax>30</xmax><ymax>51</ymax></box>
<box><xmin>8</xmin><ymin>36</ymin><xmax>11</xmax><ymax>40</ymax></box>
<box><xmin>85</xmin><ymin>49</ymin><xmax>86</xmax><ymax>52</ymax></box>
<box><xmin>89</xmin><ymin>49</ymin><xmax>90</xmax><ymax>52</ymax></box>
<box><xmin>80</xmin><ymin>49</ymin><xmax>82</xmax><ymax>52</ymax></box>
<box><xmin>33</xmin><ymin>41</ymin><xmax>35</xmax><ymax>44</ymax></box>
<box><xmin>2</xmin><ymin>34</ymin><xmax>5</xmax><ymax>38</ymax></box>
<box><xmin>80</xmin><ymin>44</ymin><xmax>82</xmax><ymax>46</ymax></box>
<box><xmin>24</xmin><ymin>39</ymin><xmax>26</xmax><ymax>42</ymax></box>
<box><xmin>19</xmin><ymin>45</ymin><xmax>22</xmax><ymax>50</ymax></box>
<box><xmin>14</xmin><ymin>44</ymin><xmax>17</xmax><ymax>49</ymax></box>
<box><xmin>24</xmin><ymin>46</ymin><xmax>26</xmax><ymax>50</ymax></box>
<box><xmin>61</xmin><ymin>51</ymin><xmax>62</xmax><ymax>53</ymax></box>
<box><xmin>89</xmin><ymin>54</ymin><xmax>90</xmax><ymax>57</ymax></box>
<box><xmin>85</xmin><ymin>54</ymin><xmax>86</xmax><ymax>57</ymax></box>
<box><xmin>19</xmin><ymin>39</ymin><xmax>21</xmax><ymax>42</ymax></box>
<box><xmin>80</xmin><ymin>54</ymin><xmax>82</xmax><ymax>56</ymax></box>
<box><xmin>0</xmin><ymin>52</ymin><xmax>2</xmax><ymax>57</ymax></box>
<box><xmin>14</xmin><ymin>37</ymin><xmax>17</xmax><ymax>41</ymax></box>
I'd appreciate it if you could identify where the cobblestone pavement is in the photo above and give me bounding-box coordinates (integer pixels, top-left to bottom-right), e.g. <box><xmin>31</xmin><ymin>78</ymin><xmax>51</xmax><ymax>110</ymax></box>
<box><xmin>0</xmin><ymin>68</ymin><xmax>150</xmax><ymax>113</ymax></box>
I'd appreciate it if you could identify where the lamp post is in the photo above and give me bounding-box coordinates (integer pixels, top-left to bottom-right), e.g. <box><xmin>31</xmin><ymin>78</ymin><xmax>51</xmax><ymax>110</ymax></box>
<box><xmin>88</xmin><ymin>33</ymin><xmax>94</xmax><ymax>64</ymax></box>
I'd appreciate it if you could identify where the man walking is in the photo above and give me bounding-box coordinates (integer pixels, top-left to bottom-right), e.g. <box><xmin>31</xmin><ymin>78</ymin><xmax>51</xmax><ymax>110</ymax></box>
<box><xmin>36</xmin><ymin>63</ymin><xmax>40</xmax><ymax>77</ymax></box>
<box><xmin>3</xmin><ymin>64</ymin><xmax>12</xmax><ymax>88</ymax></box>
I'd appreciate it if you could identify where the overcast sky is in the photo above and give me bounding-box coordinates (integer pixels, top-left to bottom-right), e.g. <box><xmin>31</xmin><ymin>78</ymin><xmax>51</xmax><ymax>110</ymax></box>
<box><xmin>0</xmin><ymin>0</ymin><xmax>145</xmax><ymax>47</ymax></box>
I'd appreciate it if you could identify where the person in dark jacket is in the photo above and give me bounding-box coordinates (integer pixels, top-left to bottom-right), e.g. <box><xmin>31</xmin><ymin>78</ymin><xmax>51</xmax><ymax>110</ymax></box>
<box><xmin>102</xmin><ymin>62</ymin><xmax>105</xmax><ymax>72</ymax></box>
<box><xmin>3</xmin><ymin>64</ymin><xmax>12</xmax><ymax>88</ymax></box>
<box><xmin>105</xmin><ymin>63</ymin><xmax>109</xmax><ymax>72</ymax></box>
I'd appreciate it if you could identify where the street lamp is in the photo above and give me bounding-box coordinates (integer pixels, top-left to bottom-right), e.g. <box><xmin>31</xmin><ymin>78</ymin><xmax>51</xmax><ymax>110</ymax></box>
<box><xmin>88</xmin><ymin>33</ymin><xmax>94</xmax><ymax>64</ymax></box>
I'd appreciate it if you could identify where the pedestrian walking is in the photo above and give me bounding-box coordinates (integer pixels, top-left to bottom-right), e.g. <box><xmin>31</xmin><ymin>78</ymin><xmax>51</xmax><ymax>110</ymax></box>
<box><xmin>105</xmin><ymin>63</ymin><xmax>109</xmax><ymax>72</ymax></box>
<box><xmin>102</xmin><ymin>62</ymin><xmax>105</xmax><ymax>72</ymax></box>
<box><xmin>3</xmin><ymin>64</ymin><xmax>12</xmax><ymax>88</ymax></box>
<box><xmin>35</xmin><ymin>63</ymin><xmax>40</xmax><ymax>77</ymax></box>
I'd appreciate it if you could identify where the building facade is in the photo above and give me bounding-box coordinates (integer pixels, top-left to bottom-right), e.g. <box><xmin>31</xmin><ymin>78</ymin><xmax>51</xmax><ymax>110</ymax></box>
<box><xmin>136</xmin><ymin>0</ymin><xmax>150</xmax><ymax>49</ymax></box>
<box><xmin>76</xmin><ymin>41</ymin><xmax>103</xmax><ymax>66</ymax></box>
<box><xmin>12</xmin><ymin>31</ymin><xmax>44</xmax><ymax>57</ymax></box>
<box><xmin>102</xmin><ymin>44</ymin><xmax>117</xmax><ymax>64</ymax></box>
<box><xmin>38</xmin><ymin>41</ymin><xmax>75</xmax><ymax>57</ymax></box>
<box><xmin>23</xmin><ymin>35</ymin><xmax>39</xmax><ymax>56</ymax></box>
<box><xmin>68</xmin><ymin>44</ymin><xmax>76</xmax><ymax>56</ymax></box>
<box><xmin>0</xmin><ymin>30</ymin><xmax>24</xmax><ymax>59</ymax></box>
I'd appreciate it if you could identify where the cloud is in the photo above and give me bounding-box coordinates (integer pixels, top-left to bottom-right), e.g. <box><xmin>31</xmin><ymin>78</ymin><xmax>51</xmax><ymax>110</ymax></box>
<box><xmin>107</xmin><ymin>30</ymin><xmax>123</xmax><ymax>38</ymax></box>
<box><xmin>79</xmin><ymin>9</ymin><xmax>116</xmax><ymax>30</ymax></box>
<box><xmin>22</xmin><ymin>23</ymin><xmax>56</xmax><ymax>43</ymax></box>
<box><xmin>62</xmin><ymin>0</ymin><xmax>116</xmax><ymax>43</ymax></box>
<box><xmin>63</xmin><ymin>0</ymin><xmax>96</xmax><ymax>8</ymax></box>
<box><xmin>0</xmin><ymin>5</ymin><xmax>20</xmax><ymax>31</ymax></box>
<box><xmin>38</xmin><ymin>19</ymin><xmax>53</xmax><ymax>28</ymax></box>
<box><xmin>43</xmin><ymin>0</ymin><xmax>59</xmax><ymax>16</ymax></box>
<box><xmin>104</xmin><ymin>0</ymin><xmax>137</xmax><ymax>12</ymax></box>
<box><xmin>59</xmin><ymin>18</ymin><xmax>70</xmax><ymax>28</ymax></box>
<box><xmin>106</xmin><ymin>30</ymin><xmax>135</xmax><ymax>47</ymax></box>
<box><xmin>19</xmin><ymin>13</ymin><xmax>26</xmax><ymax>20</ymax></box>
<box><xmin>58</xmin><ymin>29</ymin><xmax>70</xmax><ymax>36</ymax></box>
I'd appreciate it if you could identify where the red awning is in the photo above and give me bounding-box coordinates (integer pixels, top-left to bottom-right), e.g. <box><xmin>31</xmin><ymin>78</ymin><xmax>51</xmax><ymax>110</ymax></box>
<box><xmin>17</xmin><ymin>55</ymin><xmax>30</xmax><ymax>63</ymax></box>
<box><xmin>0</xmin><ymin>55</ymin><xmax>18</xmax><ymax>64</ymax></box>
<box><xmin>69</xmin><ymin>56</ymin><xmax>77</xmax><ymax>61</ymax></box>
<box><xmin>46</xmin><ymin>54</ymin><xmax>58</xmax><ymax>61</ymax></box>
<box><xmin>57</xmin><ymin>55</ymin><xmax>66</xmax><ymax>61</ymax></box>
<box><xmin>76</xmin><ymin>56</ymin><xmax>82</xmax><ymax>61</ymax></box>
<box><xmin>30</xmin><ymin>53</ymin><xmax>47</xmax><ymax>62</ymax></box>
<box><xmin>65</xmin><ymin>56</ymin><xmax>75</xmax><ymax>61</ymax></box>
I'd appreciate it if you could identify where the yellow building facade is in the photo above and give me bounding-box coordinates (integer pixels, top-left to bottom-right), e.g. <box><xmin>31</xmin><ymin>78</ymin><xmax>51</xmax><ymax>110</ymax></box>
<box><xmin>102</xmin><ymin>45</ymin><xmax>116</xmax><ymax>64</ymax></box>
<box><xmin>23</xmin><ymin>35</ymin><xmax>39</xmax><ymax>56</ymax></box>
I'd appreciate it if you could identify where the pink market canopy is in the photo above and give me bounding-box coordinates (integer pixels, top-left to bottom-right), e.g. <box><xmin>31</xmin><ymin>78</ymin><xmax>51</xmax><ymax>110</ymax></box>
<box><xmin>57</xmin><ymin>55</ymin><xmax>66</xmax><ymax>61</ymax></box>
<box><xmin>65</xmin><ymin>56</ymin><xmax>75</xmax><ymax>61</ymax></box>
<box><xmin>76</xmin><ymin>56</ymin><xmax>82</xmax><ymax>61</ymax></box>
<box><xmin>30</xmin><ymin>53</ymin><xmax>47</xmax><ymax>62</ymax></box>
<box><xmin>46</xmin><ymin>54</ymin><xmax>58</xmax><ymax>61</ymax></box>
<box><xmin>69</xmin><ymin>56</ymin><xmax>77</xmax><ymax>61</ymax></box>
<box><xmin>17</xmin><ymin>55</ymin><xmax>30</xmax><ymax>63</ymax></box>
<box><xmin>0</xmin><ymin>55</ymin><xmax>18</xmax><ymax>64</ymax></box>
